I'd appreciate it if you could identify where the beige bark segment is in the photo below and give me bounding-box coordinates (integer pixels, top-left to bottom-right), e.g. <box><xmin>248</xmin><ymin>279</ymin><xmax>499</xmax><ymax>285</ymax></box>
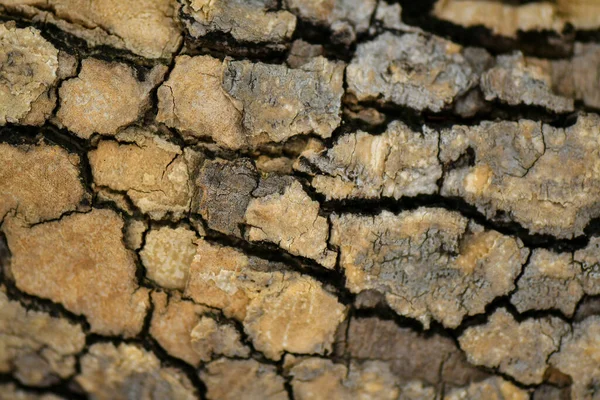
<box><xmin>331</xmin><ymin>208</ymin><xmax>527</xmax><ymax>328</ymax></box>
<box><xmin>150</xmin><ymin>291</ymin><xmax>249</xmax><ymax>366</ymax></box>
<box><xmin>185</xmin><ymin>239</ymin><xmax>346</xmax><ymax>360</ymax></box>
<box><xmin>3</xmin><ymin>209</ymin><xmax>150</xmax><ymax>337</ymax></box>
<box><xmin>433</xmin><ymin>0</ymin><xmax>600</xmax><ymax>37</ymax></box>
<box><xmin>201</xmin><ymin>358</ymin><xmax>288</xmax><ymax>400</ymax></box>
<box><xmin>141</xmin><ymin>226</ymin><xmax>198</xmax><ymax>290</ymax></box>
<box><xmin>182</xmin><ymin>0</ymin><xmax>296</xmax><ymax>45</ymax></box>
<box><xmin>245</xmin><ymin>180</ymin><xmax>337</xmax><ymax>268</ymax></box>
<box><xmin>441</xmin><ymin>115</ymin><xmax>600</xmax><ymax>238</ymax></box>
<box><xmin>57</xmin><ymin>59</ymin><xmax>166</xmax><ymax>138</ymax></box>
<box><xmin>0</xmin><ymin>0</ymin><xmax>182</xmax><ymax>59</ymax></box>
<box><xmin>550</xmin><ymin>316</ymin><xmax>600</xmax><ymax>400</ymax></box>
<box><xmin>76</xmin><ymin>343</ymin><xmax>196</xmax><ymax>400</ymax></box>
<box><xmin>297</xmin><ymin>121</ymin><xmax>441</xmax><ymax>200</ymax></box>
<box><xmin>89</xmin><ymin>128</ymin><xmax>198</xmax><ymax>219</ymax></box>
<box><xmin>0</xmin><ymin>23</ymin><xmax>58</xmax><ymax>126</ymax></box>
<box><xmin>459</xmin><ymin>308</ymin><xmax>569</xmax><ymax>385</ymax></box>
<box><xmin>0</xmin><ymin>143</ymin><xmax>88</xmax><ymax>224</ymax></box>
<box><xmin>0</xmin><ymin>289</ymin><xmax>85</xmax><ymax>387</ymax></box>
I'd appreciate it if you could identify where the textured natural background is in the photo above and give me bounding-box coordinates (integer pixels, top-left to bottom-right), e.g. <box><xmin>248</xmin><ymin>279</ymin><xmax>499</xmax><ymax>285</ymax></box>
<box><xmin>1</xmin><ymin>0</ymin><xmax>600</xmax><ymax>399</ymax></box>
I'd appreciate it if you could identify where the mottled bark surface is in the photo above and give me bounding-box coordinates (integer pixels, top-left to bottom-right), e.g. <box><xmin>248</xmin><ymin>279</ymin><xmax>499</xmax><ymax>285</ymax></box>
<box><xmin>2</xmin><ymin>1</ymin><xmax>600</xmax><ymax>399</ymax></box>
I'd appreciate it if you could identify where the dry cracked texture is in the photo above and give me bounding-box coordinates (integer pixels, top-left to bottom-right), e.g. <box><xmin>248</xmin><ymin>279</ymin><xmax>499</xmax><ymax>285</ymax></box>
<box><xmin>331</xmin><ymin>208</ymin><xmax>528</xmax><ymax>328</ymax></box>
<box><xmin>185</xmin><ymin>239</ymin><xmax>346</xmax><ymax>360</ymax></box>
<box><xmin>57</xmin><ymin>59</ymin><xmax>166</xmax><ymax>139</ymax></box>
<box><xmin>0</xmin><ymin>289</ymin><xmax>85</xmax><ymax>387</ymax></box>
<box><xmin>459</xmin><ymin>308</ymin><xmax>569</xmax><ymax>385</ymax></box>
<box><xmin>0</xmin><ymin>24</ymin><xmax>59</xmax><ymax>126</ymax></box>
<box><xmin>201</xmin><ymin>358</ymin><xmax>287</xmax><ymax>400</ymax></box>
<box><xmin>150</xmin><ymin>291</ymin><xmax>249</xmax><ymax>366</ymax></box>
<box><xmin>347</xmin><ymin>32</ymin><xmax>478</xmax><ymax>112</ymax></box>
<box><xmin>0</xmin><ymin>142</ymin><xmax>89</xmax><ymax>224</ymax></box>
<box><xmin>3</xmin><ymin>209</ymin><xmax>149</xmax><ymax>337</ymax></box>
<box><xmin>89</xmin><ymin>128</ymin><xmax>199</xmax><ymax>219</ymax></box>
<box><xmin>76</xmin><ymin>342</ymin><xmax>197</xmax><ymax>400</ymax></box>
<box><xmin>4</xmin><ymin>1</ymin><xmax>600</xmax><ymax>398</ymax></box>
<box><xmin>433</xmin><ymin>0</ymin><xmax>600</xmax><ymax>37</ymax></box>
<box><xmin>441</xmin><ymin>115</ymin><xmax>600</xmax><ymax>238</ymax></box>
<box><xmin>0</xmin><ymin>0</ymin><xmax>182</xmax><ymax>59</ymax></box>
<box><xmin>284</xmin><ymin>0</ymin><xmax>376</xmax><ymax>45</ymax></box>
<box><xmin>296</xmin><ymin>120</ymin><xmax>441</xmax><ymax>200</ymax></box>
<box><xmin>182</xmin><ymin>0</ymin><xmax>296</xmax><ymax>46</ymax></box>
<box><xmin>158</xmin><ymin>54</ymin><xmax>344</xmax><ymax>148</ymax></box>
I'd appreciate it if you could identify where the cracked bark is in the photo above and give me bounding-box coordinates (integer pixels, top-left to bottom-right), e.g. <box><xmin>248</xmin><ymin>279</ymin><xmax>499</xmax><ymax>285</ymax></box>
<box><xmin>2</xmin><ymin>1</ymin><xmax>600</xmax><ymax>399</ymax></box>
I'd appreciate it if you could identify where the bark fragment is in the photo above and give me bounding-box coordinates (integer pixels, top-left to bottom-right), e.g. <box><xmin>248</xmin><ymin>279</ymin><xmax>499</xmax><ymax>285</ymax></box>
<box><xmin>222</xmin><ymin>57</ymin><xmax>344</xmax><ymax>144</ymax></box>
<box><xmin>285</xmin><ymin>356</ymin><xmax>406</xmax><ymax>400</ymax></box>
<box><xmin>184</xmin><ymin>239</ymin><xmax>346</xmax><ymax>360</ymax></box>
<box><xmin>150</xmin><ymin>292</ymin><xmax>249</xmax><ymax>366</ymax></box>
<box><xmin>296</xmin><ymin>121</ymin><xmax>441</xmax><ymax>200</ymax></box>
<box><xmin>283</xmin><ymin>0</ymin><xmax>377</xmax><ymax>45</ymax></box>
<box><xmin>550</xmin><ymin>316</ymin><xmax>600</xmax><ymax>400</ymax></box>
<box><xmin>57</xmin><ymin>59</ymin><xmax>166</xmax><ymax>139</ymax></box>
<box><xmin>344</xmin><ymin>317</ymin><xmax>488</xmax><ymax>387</ymax></box>
<box><xmin>76</xmin><ymin>342</ymin><xmax>196</xmax><ymax>400</ymax></box>
<box><xmin>245</xmin><ymin>179</ymin><xmax>337</xmax><ymax>268</ymax></box>
<box><xmin>3</xmin><ymin>209</ymin><xmax>150</xmax><ymax>337</ymax></box>
<box><xmin>200</xmin><ymin>358</ymin><xmax>287</xmax><ymax>400</ymax></box>
<box><xmin>0</xmin><ymin>0</ymin><xmax>182</xmax><ymax>58</ymax></box>
<box><xmin>0</xmin><ymin>142</ymin><xmax>88</xmax><ymax>224</ymax></box>
<box><xmin>433</xmin><ymin>0</ymin><xmax>600</xmax><ymax>37</ymax></box>
<box><xmin>331</xmin><ymin>208</ymin><xmax>527</xmax><ymax>328</ymax></box>
<box><xmin>89</xmin><ymin>129</ymin><xmax>198</xmax><ymax>219</ymax></box>
<box><xmin>181</xmin><ymin>0</ymin><xmax>296</xmax><ymax>46</ymax></box>
<box><xmin>0</xmin><ymin>23</ymin><xmax>58</xmax><ymax>126</ymax></box>
<box><xmin>511</xmin><ymin>249</ymin><xmax>583</xmax><ymax>317</ymax></box>
<box><xmin>441</xmin><ymin>115</ymin><xmax>600</xmax><ymax>238</ymax></box>
<box><xmin>0</xmin><ymin>289</ymin><xmax>85</xmax><ymax>386</ymax></box>
<box><xmin>141</xmin><ymin>226</ymin><xmax>198</xmax><ymax>290</ymax></box>
<box><xmin>347</xmin><ymin>32</ymin><xmax>478</xmax><ymax>112</ymax></box>
<box><xmin>459</xmin><ymin>308</ymin><xmax>569</xmax><ymax>385</ymax></box>
<box><xmin>481</xmin><ymin>52</ymin><xmax>574</xmax><ymax>113</ymax></box>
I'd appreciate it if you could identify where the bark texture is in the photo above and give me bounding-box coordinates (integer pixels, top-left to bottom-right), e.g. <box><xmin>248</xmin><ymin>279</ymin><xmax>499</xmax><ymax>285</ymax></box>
<box><xmin>2</xmin><ymin>1</ymin><xmax>600</xmax><ymax>399</ymax></box>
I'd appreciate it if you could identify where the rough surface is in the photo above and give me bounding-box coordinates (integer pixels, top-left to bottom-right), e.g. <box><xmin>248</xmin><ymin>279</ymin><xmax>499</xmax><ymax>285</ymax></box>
<box><xmin>57</xmin><ymin>59</ymin><xmax>165</xmax><ymax>138</ymax></box>
<box><xmin>0</xmin><ymin>0</ymin><xmax>181</xmax><ymax>58</ymax></box>
<box><xmin>331</xmin><ymin>208</ymin><xmax>527</xmax><ymax>328</ymax></box>
<box><xmin>245</xmin><ymin>179</ymin><xmax>337</xmax><ymax>267</ymax></box>
<box><xmin>444</xmin><ymin>377</ymin><xmax>529</xmax><ymax>400</ymax></box>
<box><xmin>185</xmin><ymin>239</ymin><xmax>346</xmax><ymax>360</ymax></box>
<box><xmin>201</xmin><ymin>358</ymin><xmax>287</xmax><ymax>400</ymax></box>
<box><xmin>459</xmin><ymin>308</ymin><xmax>569</xmax><ymax>385</ymax></box>
<box><xmin>550</xmin><ymin>316</ymin><xmax>600</xmax><ymax>400</ymax></box>
<box><xmin>3</xmin><ymin>209</ymin><xmax>150</xmax><ymax>337</ymax></box>
<box><xmin>0</xmin><ymin>142</ymin><xmax>88</xmax><ymax>224</ymax></box>
<box><xmin>433</xmin><ymin>0</ymin><xmax>600</xmax><ymax>37</ymax></box>
<box><xmin>297</xmin><ymin>121</ymin><xmax>441</xmax><ymax>200</ymax></box>
<box><xmin>344</xmin><ymin>317</ymin><xmax>488</xmax><ymax>387</ymax></box>
<box><xmin>141</xmin><ymin>226</ymin><xmax>197</xmax><ymax>290</ymax></box>
<box><xmin>284</xmin><ymin>0</ymin><xmax>376</xmax><ymax>45</ymax></box>
<box><xmin>0</xmin><ymin>23</ymin><xmax>58</xmax><ymax>126</ymax></box>
<box><xmin>481</xmin><ymin>52</ymin><xmax>574</xmax><ymax>113</ymax></box>
<box><xmin>76</xmin><ymin>342</ymin><xmax>196</xmax><ymax>400</ymax></box>
<box><xmin>182</xmin><ymin>0</ymin><xmax>296</xmax><ymax>45</ymax></box>
<box><xmin>511</xmin><ymin>249</ymin><xmax>583</xmax><ymax>317</ymax></box>
<box><xmin>441</xmin><ymin>115</ymin><xmax>600</xmax><ymax>238</ymax></box>
<box><xmin>285</xmin><ymin>356</ymin><xmax>404</xmax><ymax>400</ymax></box>
<box><xmin>0</xmin><ymin>289</ymin><xmax>85</xmax><ymax>386</ymax></box>
<box><xmin>223</xmin><ymin>57</ymin><xmax>344</xmax><ymax>144</ymax></box>
<box><xmin>347</xmin><ymin>32</ymin><xmax>477</xmax><ymax>112</ymax></box>
<box><xmin>89</xmin><ymin>129</ymin><xmax>197</xmax><ymax>219</ymax></box>
<box><xmin>4</xmin><ymin>2</ymin><xmax>600</xmax><ymax>398</ymax></box>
